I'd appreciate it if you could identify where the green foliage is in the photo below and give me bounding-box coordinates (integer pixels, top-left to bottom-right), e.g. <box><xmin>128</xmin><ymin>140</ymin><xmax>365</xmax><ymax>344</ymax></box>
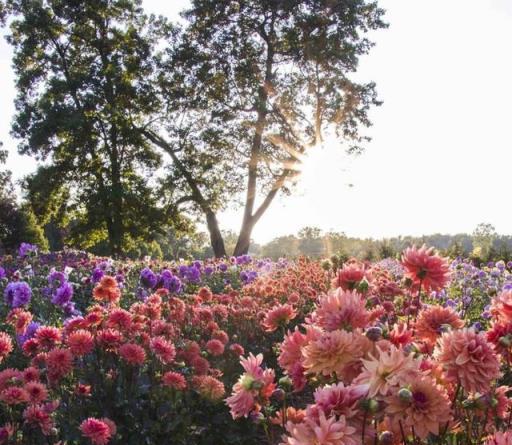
<box><xmin>7</xmin><ymin>0</ymin><xmax>169</xmax><ymax>256</ymax></box>
<box><xmin>150</xmin><ymin>0</ymin><xmax>387</xmax><ymax>255</ymax></box>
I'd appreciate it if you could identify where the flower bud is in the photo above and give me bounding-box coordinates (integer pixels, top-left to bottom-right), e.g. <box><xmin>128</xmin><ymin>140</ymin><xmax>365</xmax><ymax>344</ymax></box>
<box><xmin>272</xmin><ymin>388</ymin><xmax>285</xmax><ymax>402</ymax></box>
<box><xmin>357</xmin><ymin>279</ymin><xmax>369</xmax><ymax>293</ymax></box>
<box><xmin>279</xmin><ymin>376</ymin><xmax>293</xmax><ymax>390</ymax></box>
<box><xmin>360</xmin><ymin>398</ymin><xmax>379</xmax><ymax>413</ymax></box>
<box><xmin>499</xmin><ymin>335</ymin><xmax>512</xmax><ymax>347</ymax></box>
<box><xmin>398</xmin><ymin>388</ymin><xmax>413</xmax><ymax>404</ymax></box>
<box><xmin>379</xmin><ymin>431</ymin><xmax>394</xmax><ymax>445</ymax></box>
<box><xmin>366</xmin><ymin>326</ymin><xmax>383</xmax><ymax>342</ymax></box>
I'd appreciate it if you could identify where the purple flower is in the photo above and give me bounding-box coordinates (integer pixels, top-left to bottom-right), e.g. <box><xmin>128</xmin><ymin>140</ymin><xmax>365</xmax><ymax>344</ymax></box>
<box><xmin>17</xmin><ymin>321</ymin><xmax>40</xmax><ymax>346</ymax></box>
<box><xmin>184</xmin><ymin>266</ymin><xmax>200</xmax><ymax>283</ymax></box>
<box><xmin>140</xmin><ymin>267</ymin><xmax>158</xmax><ymax>289</ymax></box>
<box><xmin>48</xmin><ymin>271</ymin><xmax>66</xmax><ymax>287</ymax></box>
<box><xmin>4</xmin><ymin>281</ymin><xmax>32</xmax><ymax>307</ymax></box>
<box><xmin>18</xmin><ymin>242</ymin><xmax>37</xmax><ymax>258</ymax></box>
<box><xmin>218</xmin><ymin>263</ymin><xmax>228</xmax><ymax>272</ymax></box>
<box><xmin>91</xmin><ymin>268</ymin><xmax>104</xmax><ymax>284</ymax></box>
<box><xmin>204</xmin><ymin>266</ymin><xmax>214</xmax><ymax>276</ymax></box>
<box><xmin>62</xmin><ymin>301</ymin><xmax>80</xmax><ymax>317</ymax></box>
<box><xmin>0</xmin><ymin>267</ymin><xmax>5</xmax><ymax>279</ymax></box>
<box><xmin>51</xmin><ymin>282</ymin><xmax>73</xmax><ymax>306</ymax></box>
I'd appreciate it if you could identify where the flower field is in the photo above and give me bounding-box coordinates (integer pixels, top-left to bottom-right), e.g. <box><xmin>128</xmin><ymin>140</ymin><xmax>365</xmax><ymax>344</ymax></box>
<box><xmin>1</xmin><ymin>245</ymin><xmax>512</xmax><ymax>444</ymax></box>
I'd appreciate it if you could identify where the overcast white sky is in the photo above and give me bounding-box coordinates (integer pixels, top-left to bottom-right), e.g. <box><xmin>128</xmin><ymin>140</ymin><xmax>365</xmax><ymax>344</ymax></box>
<box><xmin>1</xmin><ymin>0</ymin><xmax>512</xmax><ymax>243</ymax></box>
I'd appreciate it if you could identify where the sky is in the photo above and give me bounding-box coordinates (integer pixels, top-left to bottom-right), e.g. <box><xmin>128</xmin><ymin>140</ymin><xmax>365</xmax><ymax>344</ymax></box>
<box><xmin>1</xmin><ymin>0</ymin><xmax>512</xmax><ymax>244</ymax></box>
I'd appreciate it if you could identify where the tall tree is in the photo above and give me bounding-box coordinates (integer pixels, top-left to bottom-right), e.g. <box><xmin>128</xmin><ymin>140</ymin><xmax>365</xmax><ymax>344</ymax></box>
<box><xmin>150</xmin><ymin>0</ymin><xmax>386</xmax><ymax>256</ymax></box>
<box><xmin>7</xmin><ymin>0</ymin><xmax>165</xmax><ymax>256</ymax></box>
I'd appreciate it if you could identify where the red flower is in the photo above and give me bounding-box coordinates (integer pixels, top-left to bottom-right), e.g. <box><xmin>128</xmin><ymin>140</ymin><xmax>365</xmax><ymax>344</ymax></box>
<box><xmin>80</xmin><ymin>418</ymin><xmax>113</xmax><ymax>445</ymax></box>
<box><xmin>119</xmin><ymin>343</ymin><xmax>146</xmax><ymax>366</ymax></box>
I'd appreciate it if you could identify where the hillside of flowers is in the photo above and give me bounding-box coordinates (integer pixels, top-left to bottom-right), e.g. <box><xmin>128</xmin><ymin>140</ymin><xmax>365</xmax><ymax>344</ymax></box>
<box><xmin>2</xmin><ymin>244</ymin><xmax>512</xmax><ymax>444</ymax></box>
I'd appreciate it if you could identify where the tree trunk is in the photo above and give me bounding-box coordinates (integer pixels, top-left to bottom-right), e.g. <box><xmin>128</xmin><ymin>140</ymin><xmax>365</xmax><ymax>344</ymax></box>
<box><xmin>206</xmin><ymin>209</ymin><xmax>226</xmax><ymax>258</ymax></box>
<box><xmin>233</xmin><ymin>219</ymin><xmax>253</xmax><ymax>256</ymax></box>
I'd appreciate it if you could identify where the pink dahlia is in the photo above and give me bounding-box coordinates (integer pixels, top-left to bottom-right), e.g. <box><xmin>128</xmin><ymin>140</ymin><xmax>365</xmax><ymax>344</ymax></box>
<box><xmin>192</xmin><ymin>375</ymin><xmax>225</xmax><ymax>401</ymax></box>
<box><xmin>162</xmin><ymin>371</ymin><xmax>187</xmax><ymax>390</ymax></box>
<box><xmin>485</xmin><ymin>431</ymin><xmax>512</xmax><ymax>445</ymax></box>
<box><xmin>385</xmin><ymin>376</ymin><xmax>452</xmax><ymax>439</ymax></box>
<box><xmin>24</xmin><ymin>381</ymin><xmax>48</xmax><ymax>404</ymax></box>
<box><xmin>355</xmin><ymin>345</ymin><xmax>422</xmax><ymax>397</ymax></box>
<box><xmin>281</xmin><ymin>411</ymin><xmax>357</xmax><ymax>445</ymax></box>
<box><xmin>313</xmin><ymin>383</ymin><xmax>368</xmax><ymax>421</ymax></box>
<box><xmin>226</xmin><ymin>353</ymin><xmax>276</xmax><ymax>419</ymax></box>
<box><xmin>415</xmin><ymin>306</ymin><xmax>464</xmax><ymax>344</ymax></box>
<box><xmin>334</xmin><ymin>264</ymin><xmax>366</xmax><ymax>291</ymax></box>
<box><xmin>47</xmin><ymin>347</ymin><xmax>73</xmax><ymax>379</ymax></box>
<box><xmin>149</xmin><ymin>336</ymin><xmax>176</xmax><ymax>364</ymax></box>
<box><xmin>278</xmin><ymin>328</ymin><xmax>308</xmax><ymax>391</ymax></box>
<box><xmin>0</xmin><ymin>332</ymin><xmax>13</xmax><ymax>363</ymax></box>
<box><xmin>302</xmin><ymin>329</ymin><xmax>367</xmax><ymax>379</ymax></box>
<box><xmin>401</xmin><ymin>245</ymin><xmax>451</xmax><ymax>291</ymax></box>
<box><xmin>119</xmin><ymin>343</ymin><xmax>146</xmax><ymax>366</ymax></box>
<box><xmin>491</xmin><ymin>290</ymin><xmax>512</xmax><ymax>322</ymax></box>
<box><xmin>313</xmin><ymin>289</ymin><xmax>368</xmax><ymax>332</ymax></box>
<box><xmin>206</xmin><ymin>339</ymin><xmax>225</xmax><ymax>356</ymax></box>
<box><xmin>262</xmin><ymin>304</ymin><xmax>297</xmax><ymax>332</ymax></box>
<box><xmin>435</xmin><ymin>328</ymin><xmax>500</xmax><ymax>393</ymax></box>
<box><xmin>23</xmin><ymin>404</ymin><xmax>54</xmax><ymax>435</ymax></box>
<box><xmin>67</xmin><ymin>329</ymin><xmax>94</xmax><ymax>356</ymax></box>
<box><xmin>80</xmin><ymin>418</ymin><xmax>112</xmax><ymax>445</ymax></box>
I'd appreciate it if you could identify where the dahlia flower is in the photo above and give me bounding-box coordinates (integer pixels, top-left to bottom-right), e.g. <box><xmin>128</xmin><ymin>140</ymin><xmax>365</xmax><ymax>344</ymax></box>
<box><xmin>313</xmin><ymin>383</ymin><xmax>368</xmax><ymax>421</ymax></box>
<box><xmin>119</xmin><ymin>343</ymin><xmax>146</xmax><ymax>366</ymax></box>
<box><xmin>355</xmin><ymin>345</ymin><xmax>422</xmax><ymax>397</ymax></box>
<box><xmin>226</xmin><ymin>353</ymin><xmax>276</xmax><ymax>419</ymax></box>
<box><xmin>162</xmin><ymin>371</ymin><xmax>187</xmax><ymax>390</ymax></box>
<box><xmin>484</xmin><ymin>431</ymin><xmax>512</xmax><ymax>445</ymax></box>
<box><xmin>262</xmin><ymin>304</ymin><xmax>297</xmax><ymax>332</ymax></box>
<box><xmin>491</xmin><ymin>290</ymin><xmax>512</xmax><ymax>322</ymax></box>
<box><xmin>0</xmin><ymin>332</ymin><xmax>13</xmax><ymax>363</ymax></box>
<box><xmin>385</xmin><ymin>376</ymin><xmax>452</xmax><ymax>439</ymax></box>
<box><xmin>415</xmin><ymin>305</ymin><xmax>464</xmax><ymax>344</ymax></box>
<box><xmin>23</xmin><ymin>404</ymin><xmax>54</xmax><ymax>435</ymax></box>
<box><xmin>302</xmin><ymin>329</ymin><xmax>367</xmax><ymax>379</ymax></box>
<box><xmin>334</xmin><ymin>264</ymin><xmax>366</xmax><ymax>291</ymax></box>
<box><xmin>80</xmin><ymin>418</ymin><xmax>113</xmax><ymax>445</ymax></box>
<box><xmin>313</xmin><ymin>289</ymin><xmax>369</xmax><ymax>332</ymax></box>
<box><xmin>435</xmin><ymin>328</ymin><xmax>500</xmax><ymax>393</ymax></box>
<box><xmin>24</xmin><ymin>381</ymin><xmax>48</xmax><ymax>403</ymax></box>
<box><xmin>192</xmin><ymin>375</ymin><xmax>225</xmax><ymax>401</ymax></box>
<box><xmin>401</xmin><ymin>245</ymin><xmax>451</xmax><ymax>291</ymax></box>
<box><xmin>149</xmin><ymin>336</ymin><xmax>176</xmax><ymax>364</ymax></box>
<box><xmin>281</xmin><ymin>411</ymin><xmax>357</xmax><ymax>445</ymax></box>
<box><xmin>67</xmin><ymin>330</ymin><xmax>94</xmax><ymax>356</ymax></box>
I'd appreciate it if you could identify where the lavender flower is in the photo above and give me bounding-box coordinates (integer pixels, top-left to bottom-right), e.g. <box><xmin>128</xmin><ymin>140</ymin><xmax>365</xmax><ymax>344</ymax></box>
<box><xmin>51</xmin><ymin>282</ymin><xmax>74</xmax><ymax>306</ymax></box>
<box><xmin>18</xmin><ymin>242</ymin><xmax>37</xmax><ymax>258</ymax></box>
<box><xmin>4</xmin><ymin>281</ymin><xmax>32</xmax><ymax>307</ymax></box>
<box><xmin>140</xmin><ymin>267</ymin><xmax>158</xmax><ymax>289</ymax></box>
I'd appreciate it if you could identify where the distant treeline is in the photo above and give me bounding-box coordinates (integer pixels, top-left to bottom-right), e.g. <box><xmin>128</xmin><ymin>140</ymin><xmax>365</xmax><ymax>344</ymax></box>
<box><xmin>250</xmin><ymin>224</ymin><xmax>512</xmax><ymax>263</ymax></box>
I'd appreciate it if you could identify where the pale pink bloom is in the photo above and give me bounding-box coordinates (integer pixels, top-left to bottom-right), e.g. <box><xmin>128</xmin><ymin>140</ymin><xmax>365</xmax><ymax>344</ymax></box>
<box><xmin>401</xmin><ymin>244</ymin><xmax>451</xmax><ymax>291</ymax></box>
<box><xmin>435</xmin><ymin>328</ymin><xmax>500</xmax><ymax>394</ymax></box>
<box><xmin>485</xmin><ymin>431</ymin><xmax>512</xmax><ymax>445</ymax></box>
<box><xmin>491</xmin><ymin>290</ymin><xmax>512</xmax><ymax>322</ymax></box>
<box><xmin>313</xmin><ymin>289</ymin><xmax>368</xmax><ymax>332</ymax></box>
<box><xmin>385</xmin><ymin>376</ymin><xmax>452</xmax><ymax>439</ymax></box>
<box><xmin>313</xmin><ymin>383</ymin><xmax>368</xmax><ymax>421</ymax></box>
<box><xmin>354</xmin><ymin>345</ymin><xmax>423</xmax><ymax>397</ymax></box>
<box><xmin>226</xmin><ymin>353</ymin><xmax>276</xmax><ymax>418</ymax></box>
<box><xmin>334</xmin><ymin>264</ymin><xmax>366</xmax><ymax>291</ymax></box>
<box><xmin>302</xmin><ymin>329</ymin><xmax>367</xmax><ymax>379</ymax></box>
<box><xmin>281</xmin><ymin>411</ymin><xmax>357</xmax><ymax>445</ymax></box>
